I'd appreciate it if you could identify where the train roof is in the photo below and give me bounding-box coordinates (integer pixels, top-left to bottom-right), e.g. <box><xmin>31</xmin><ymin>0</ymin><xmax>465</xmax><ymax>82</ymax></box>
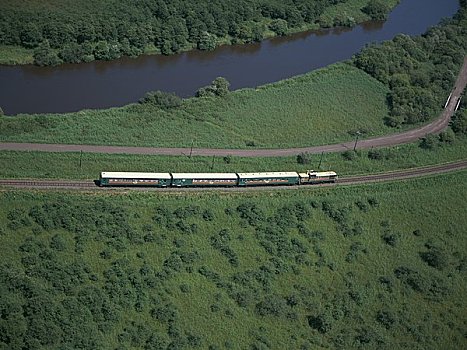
<box><xmin>100</xmin><ymin>172</ymin><xmax>172</xmax><ymax>179</ymax></box>
<box><xmin>171</xmin><ymin>173</ymin><xmax>238</xmax><ymax>179</ymax></box>
<box><xmin>300</xmin><ymin>171</ymin><xmax>337</xmax><ymax>177</ymax></box>
<box><xmin>237</xmin><ymin>172</ymin><xmax>299</xmax><ymax>179</ymax></box>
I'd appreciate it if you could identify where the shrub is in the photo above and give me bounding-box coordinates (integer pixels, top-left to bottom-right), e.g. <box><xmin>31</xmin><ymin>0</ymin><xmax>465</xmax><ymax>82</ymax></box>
<box><xmin>382</xmin><ymin>232</ymin><xmax>398</xmax><ymax>247</ymax></box>
<box><xmin>420</xmin><ymin>247</ymin><xmax>448</xmax><ymax>270</ymax></box>
<box><xmin>376</xmin><ymin>310</ymin><xmax>396</xmax><ymax>329</ymax></box>
<box><xmin>342</xmin><ymin>150</ymin><xmax>356</xmax><ymax>161</ymax></box>
<box><xmin>419</xmin><ymin>134</ymin><xmax>439</xmax><ymax>150</ymax></box>
<box><xmin>297</xmin><ymin>152</ymin><xmax>311</xmax><ymax>164</ymax></box>
<box><xmin>363</xmin><ymin>0</ymin><xmax>390</xmax><ymax>20</ymax></box>
<box><xmin>196</xmin><ymin>77</ymin><xmax>230</xmax><ymax>97</ymax></box>
<box><xmin>139</xmin><ymin>90</ymin><xmax>182</xmax><ymax>109</ymax></box>
<box><xmin>307</xmin><ymin>314</ymin><xmax>332</xmax><ymax>334</ymax></box>
<box><xmin>439</xmin><ymin>129</ymin><xmax>456</xmax><ymax>144</ymax></box>
<box><xmin>450</xmin><ymin>110</ymin><xmax>467</xmax><ymax>134</ymax></box>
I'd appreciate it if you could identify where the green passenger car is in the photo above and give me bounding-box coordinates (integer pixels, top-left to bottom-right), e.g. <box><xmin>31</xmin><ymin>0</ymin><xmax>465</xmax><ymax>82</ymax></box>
<box><xmin>237</xmin><ymin>172</ymin><xmax>300</xmax><ymax>186</ymax></box>
<box><xmin>99</xmin><ymin>172</ymin><xmax>172</xmax><ymax>187</ymax></box>
<box><xmin>171</xmin><ymin>173</ymin><xmax>239</xmax><ymax>187</ymax></box>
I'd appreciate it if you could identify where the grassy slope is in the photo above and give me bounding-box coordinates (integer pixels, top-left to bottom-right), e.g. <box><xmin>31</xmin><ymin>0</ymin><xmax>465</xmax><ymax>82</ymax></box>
<box><xmin>0</xmin><ymin>63</ymin><xmax>397</xmax><ymax>148</ymax></box>
<box><xmin>0</xmin><ymin>172</ymin><xmax>465</xmax><ymax>348</ymax></box>
<box><xmin>0</xmin><ymin>134</ymin><xmax>465</xmax><ymax>180</ymax></box>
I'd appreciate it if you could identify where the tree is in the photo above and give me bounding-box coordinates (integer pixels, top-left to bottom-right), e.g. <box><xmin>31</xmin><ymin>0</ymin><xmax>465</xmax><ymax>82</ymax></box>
<box><xmin>363</xmin><ymin>0</ymin><xmax>390</xmax><ymax>21</ymax></box>
<box><xmin>419</xmin><ymin>134</ymin><xmax>438</xmax><ymax>150</ymax></box>
<box><xmin>197</xmin><ymin>32</ymin><xmax>217</xmax><ymax>51</ymax></box>
<box><xmin>139</xmin><ymin>90</ymin><xmax>182</xmax><ymax>109</ymax></box>
<box><xmin>297</xmin><ymin>152</ymin><xmax>311</xmax><ymax>164</ymax></box>
<box><xmin>196</xmin><ymin>77</ymin><xmax>230</xmax><ymax>97</ymax></box>
<box><xmin>450</xmin><ymin>110</ymin><xmax>467</xmax><ymax>134</ymax></box>
<box><xmin>269</xmin><ymin>19</ymin><xmax>288</xmax><ymax>36</ymax></box>
<box><xmin>212</xmin><ymin>77</ymin><xmax>230</xmax><ymax>97</ymax></box>
<box><xmin>33</xmin><ymin>40</ymin><xmax>62</xmax><ymax>66</ymax></box>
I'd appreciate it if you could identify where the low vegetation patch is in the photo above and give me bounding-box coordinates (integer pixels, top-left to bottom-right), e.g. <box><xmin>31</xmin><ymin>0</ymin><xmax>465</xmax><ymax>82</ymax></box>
<box><xmin>0</xmin><ymin>172</ymin><xmax>465</xmax><ymax>349</ymax></box>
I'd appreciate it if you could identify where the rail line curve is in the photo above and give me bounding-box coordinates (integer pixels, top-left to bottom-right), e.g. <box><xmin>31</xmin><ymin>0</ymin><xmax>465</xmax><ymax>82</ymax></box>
<box><xmin>1</xmin><ymin>160</ymin><xmax>465</xmax><ymax>191</ymax></box>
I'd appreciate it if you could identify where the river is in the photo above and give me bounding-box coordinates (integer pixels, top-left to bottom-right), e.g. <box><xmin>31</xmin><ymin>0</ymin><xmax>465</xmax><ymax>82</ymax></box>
<box><xmin>0</xmin><ymin>0</ymin><xmax>460</xmax><ymax>115</ymax></box>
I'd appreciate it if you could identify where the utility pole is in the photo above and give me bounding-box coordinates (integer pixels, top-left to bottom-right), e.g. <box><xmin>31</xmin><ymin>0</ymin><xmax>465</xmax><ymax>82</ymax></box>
<box><xmin>353</xmin><ymin>131</ymin><xmax>361</xmax><ymax>152</ymax></box>
<box><xmin>189</xmin><ymin>140</ymin><xmax>194</xmax><ymax>158</ymax></box>
<box><xmin>210</xmin><ymin>155</ymin><xmax>215</xmax><ymax>170</ymax></box>
<box><xmin>318</xmin><ymin>151</ymin><xmax>324</xmax><ymax>169</ymax></box>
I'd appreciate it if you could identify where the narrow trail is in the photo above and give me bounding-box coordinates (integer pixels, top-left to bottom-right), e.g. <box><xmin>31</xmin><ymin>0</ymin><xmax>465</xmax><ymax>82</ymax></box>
<box><xmin>1</xmin><ymin>160</ymin><xmax>465</xmax><ymax>191</ymax></box>
<box><xmin>1</xmin><ymin>57</ymin><xmax>466</xmax><ymax>157</ymax></box>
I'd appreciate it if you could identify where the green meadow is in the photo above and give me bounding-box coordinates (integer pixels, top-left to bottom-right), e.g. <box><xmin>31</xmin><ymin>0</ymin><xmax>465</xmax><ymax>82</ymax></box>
<box><xmin>0</xmin><ymin>63</ymin><xmax>397</xmax><ymax>148</ymax></box>
<box><xmin>0</xmin><ymin>172</ymin><xmax>465</xmax><ymax>349</ymax></box>
<box><xmin>0</xmin><ymin>134</ymin><xmax>465</xmax><ymax>180</ymax></box>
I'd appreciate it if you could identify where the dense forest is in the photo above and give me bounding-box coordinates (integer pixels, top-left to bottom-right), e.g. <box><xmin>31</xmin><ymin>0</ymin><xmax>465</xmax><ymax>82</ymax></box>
<box><xmin>353</xmin><ymin>0</ymin><xmax>467</xmax><ymax>127</ymax></box>
<box><xmin>0</xmin><ymin>0</ymin><xmax>394</xmax><ymax>65</ymax></box>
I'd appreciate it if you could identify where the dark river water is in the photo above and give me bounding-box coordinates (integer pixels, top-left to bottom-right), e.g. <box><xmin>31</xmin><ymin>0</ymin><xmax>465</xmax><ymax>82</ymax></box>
<box><xmin>0</xmin><ymin>0</ymin><xmax>460</xmax><ymax>115</ymax></box>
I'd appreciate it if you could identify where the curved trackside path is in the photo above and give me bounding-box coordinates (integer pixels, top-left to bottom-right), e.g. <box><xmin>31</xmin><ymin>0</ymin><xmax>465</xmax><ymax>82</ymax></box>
<box><xmin>1</xmin><ymin>57</ymin><xmax>466</xmax><ymax>157</ymax></box>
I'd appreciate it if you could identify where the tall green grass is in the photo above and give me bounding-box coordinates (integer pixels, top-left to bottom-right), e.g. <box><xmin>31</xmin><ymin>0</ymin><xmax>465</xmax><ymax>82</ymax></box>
<box><xmin>0</xmin><ymin>45</ymin><xmax>34</xmax><ymax>65</ymax></box>
<box><xmin>0</xmin><ymin>63</ymin><xmax>396</xmax><ymax>148</ymax></box>
<box><xmin>1</xmin><ymin>135</ymin><xmax>465</xmax><ymax>180</ymax></box>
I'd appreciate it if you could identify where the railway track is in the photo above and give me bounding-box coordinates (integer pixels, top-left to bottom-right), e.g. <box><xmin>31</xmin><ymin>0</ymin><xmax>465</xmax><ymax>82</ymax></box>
<box><xmin>0</xmin><ymin>160</ymin><xmax>465</xmax><ymax>191</ymax></box>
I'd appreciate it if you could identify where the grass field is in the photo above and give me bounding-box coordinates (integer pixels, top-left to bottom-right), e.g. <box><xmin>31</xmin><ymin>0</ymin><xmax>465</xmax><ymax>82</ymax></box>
<box><xmin>0</xmin><ymin>172</ymin><xmax>465</xmax><ymax>349</ymax></box>
<box><xmin>0</xmin><ymin>45</ymin><xmax>34</xmax><ymax>65</ymax></box>
<box><xmin>0</xmin><ymin>134</ymin><xmax>465</xmax><ymax>180</ymax></box>
<box><xmin>0</xmin><ymin>63</ymin><xmax>398</xmax><ymax>148</ymax></box>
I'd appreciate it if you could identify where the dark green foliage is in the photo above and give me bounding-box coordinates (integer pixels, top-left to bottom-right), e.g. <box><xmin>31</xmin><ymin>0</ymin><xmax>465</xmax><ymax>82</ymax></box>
<box><xmin>255</xmin><ymin>295</ymin><xmax>288</xmax><ymax>317</ymax></box>
<box><xmin>33</xmin><ymin>40</ymin><xmax>62</xmax><ymax>66</ymax></box>
<box><xmin>450</xmin><ymin>109</ymin><xmax>467</xmax><ymax>134</ymax></box>
<box><xmin>394</xmin><ymin>266</ymin><xmax>448</xmax><ymax>299</ymax></box>
<box><xmin>237</xmin><ymin>202</ymin><xmax>265</xmax><ymax>226</ymax></box>
<box><xmin>438</xmin><ymin>129</ymin><xmax>456</xmax><ymax>144</ymax></box>
<box><xmin>342</xmin><ymin>150</ymin><xmax>356</xmax><ymax>161</ymax></box>
<box><xmin>197</xmin><ymin>32</ymin><xmax>218</xmax><ymax>51</ymax></box>
<box><xmin>376</xmin><ymin>310</ymin><xmax>396</xmax><ymax>329</ymax></box>
<box><xmin>269</xmin><ymin>19</ymin><xmax>288</xmax><ymax>36</ymax></box>
<box><xmin>382</xmin><ymin>232</ymin><xmax>399</xmax><ymax>247</ymax></box>
<box><xmin>354</xmin><ymin>7</ymin><xmax>467</xmax><ymax>127</ymax></box>
<box><xmin>1</xmin><ymin>0</ymin><xmax>369</xmax><ymax>65</ymax></box>
<box><xmin>139</xmin><ymin>90</ymin><xmax>182</xmax><ymax>109</ymax></box>
<box><xmin>419</xmin><ymin>245</ymin><xmax>449</xmax><ymax>270</ymax></box>
<box><xmin>296</xmin><ymin>152</ymin><xmax>311</xmax><ymax>164</ymax></box>
<box><xmin>419</xmin><ymin>134</ymin><xmax>439</xmax><ymax>150</ymax></box>
<box><xmin>367</xmin><ymin>148</ymin><xmax>395</xmax><ymax>160</ymax></box>
<box><xmin>363</xmin><ymin>0</ymin><xmax>390</xmax><ymax>20</ymax></box>
<box><xmin>307</xmin><ymin>314</ymin><xmax>332</xmax><ymax>334</ymax></box>
<box><xmin>196</xmin><ymin>77</ymin><xmax>230</xmax><ymax>97</ymax></box>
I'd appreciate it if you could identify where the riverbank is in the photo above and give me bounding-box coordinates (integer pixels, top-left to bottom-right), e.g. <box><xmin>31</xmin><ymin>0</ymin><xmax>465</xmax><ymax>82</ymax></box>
<box><xmin>0</xmin><ymin>0</ymin><xmax>400</xmax><ymax>66</ymax></box>
<box><xmin>0</xmin><ymin>63</ymin><xmax>396</xmax><ymax>148</ymax></box>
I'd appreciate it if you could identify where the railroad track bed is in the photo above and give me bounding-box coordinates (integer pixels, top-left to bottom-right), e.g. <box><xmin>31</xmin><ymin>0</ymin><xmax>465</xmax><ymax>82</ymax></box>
<box><xmin>0</xmin><ymin>160</ymin><xmax>465</xmax><ymax>191</ymax></box>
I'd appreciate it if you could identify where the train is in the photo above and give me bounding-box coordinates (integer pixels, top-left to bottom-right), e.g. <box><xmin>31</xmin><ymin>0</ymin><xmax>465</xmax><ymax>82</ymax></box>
<box><xmin>99</xmin><ymin>170</ymin><xmax>337</xmax><ymax>187</ymax></box>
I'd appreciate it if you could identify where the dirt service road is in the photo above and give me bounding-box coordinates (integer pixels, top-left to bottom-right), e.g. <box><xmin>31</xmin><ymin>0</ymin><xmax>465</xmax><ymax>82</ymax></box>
<box><xmin>1</xmin><ymin>57</ymin><xmax>466</xmax><ymax>157</ymax></box>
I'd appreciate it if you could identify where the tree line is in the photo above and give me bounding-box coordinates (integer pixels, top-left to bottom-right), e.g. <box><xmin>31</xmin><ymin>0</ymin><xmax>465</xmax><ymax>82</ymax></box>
<box><xmin>0</xmin><ymin>0</ymin><xmax>391</xmax><ymax>66</ymax></box>
<box><xmin>353</xmin><ymin>0</ymin><xmax>467</xmax><ymax>127</ymax></box>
